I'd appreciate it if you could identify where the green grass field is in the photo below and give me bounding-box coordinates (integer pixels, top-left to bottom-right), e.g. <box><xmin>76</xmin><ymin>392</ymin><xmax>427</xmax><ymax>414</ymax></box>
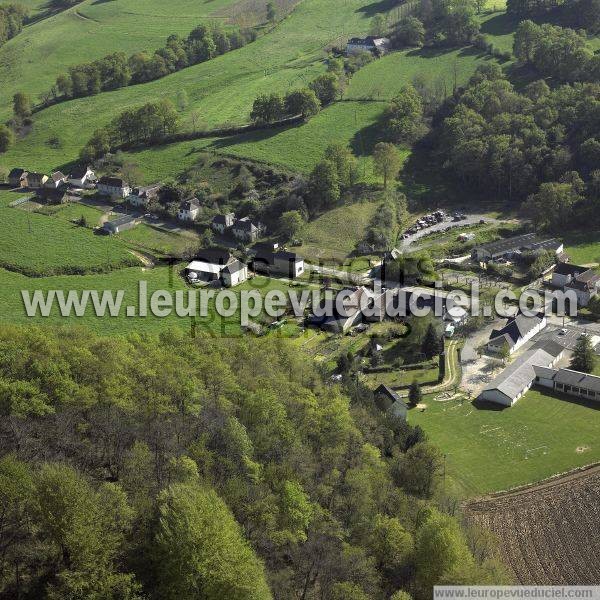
<box><xmin>290</xmin><ymin>200</ymin><xmax>381</xmax><ymax>261</ymax></box>
<box><xmin>563</xmin><ymin>233</ymin><xmax>600</xmax><ymax>266</ymax></box>
<box><xmin>346</xmin><ymin>46</ymin><xmax>496</xmax><ymax>101</ymax></box>
<box><xmin>119</xmin><ymin>223</ymin><xmax>201</xmax><ymax>257</ymax></box>
<box><xmin>1</xmin><ymin>266</ymin><xmax>311</xmax><ymax>337</ymax></box>
<box><xmin>0</xmin><ymin>0</ymin><xmax>241</xmax><ymax>122</ymax></box>
<box><xmin>409</xmin><ymin>389</ymin><xmax>600</xmax><ymax>497</ymax></box>
<box><xmin>35</xmin><ymin>201</ymin><xmax>105</xmax><ymax>227</ymax></box>
<box><xmin>0</xmin><ymin>0</ymin><xmax>513</xmax><ymax>181</ymax></box>
<box><xmin>0</xmin><ymin>0</ymin><xmax>375</xmax><ymax>172</ymax></box>
<box><xmin>0</xmin><ymin>191</ymin><xmax>136</xmax><ymax>275</ymax></box>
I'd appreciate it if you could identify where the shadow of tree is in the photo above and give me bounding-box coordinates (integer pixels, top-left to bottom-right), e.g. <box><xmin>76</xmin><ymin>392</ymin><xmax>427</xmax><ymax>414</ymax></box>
<box><xmin>355</xmin><ymin>0</ymin><xmax>397</xmax><ymax>17</ymax></box>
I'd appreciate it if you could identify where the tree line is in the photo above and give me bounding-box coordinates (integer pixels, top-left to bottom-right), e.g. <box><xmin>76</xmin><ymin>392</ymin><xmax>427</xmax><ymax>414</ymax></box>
<box><xmin>249</xmin><ymin>56</ymin><xmax>354</xmax><ymax>125</ymax></box>
<box><xmin>0</xmin><ymin>3</ymin><xmax>27</xmax><ymax>47</ymax></box>
<box><xmin>0</xmin><ymin>324</ymin><xmax>510</xmax><ymax>599</ymax></box>
<box><xmin>43</xmin><ymin>23</ymin><xmax>256</xmax><ymax>106</ymax></box>
<box><xmin>81</xmin><ymin>99</ymin><xmax>180</xmax><ymax>160</ymax></box>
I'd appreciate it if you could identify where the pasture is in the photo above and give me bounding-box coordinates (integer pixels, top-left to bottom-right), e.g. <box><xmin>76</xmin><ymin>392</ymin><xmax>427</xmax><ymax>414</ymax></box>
<box><xmin>345</xmin><ymin>46</ymin><xmax>496</xmax><ymax>101</ymax></box>
<box><xmin>1</xmin><ymin>266</ymin><xmax>312</xmax><ymax>337</ymax></box>
<box><xmin>563</xmin><ymin>233</ymin><xmax>600</xmax><ymax>266</ymax></box>
<box><xmin>0</xmin><ymin>0</ymin><xmax>375</xmax><ymax>171</ymax></box>
<box><xmin>409</xmin><ymin>388</ymin><xmax>600</xmax><ymax>497</ymax></box>
<box><xmin>289</xmin><ymin>200</ymin><xmax>381</xmax><ymax>261</ymax></box>
<box><xmin>0</xmin><ymin>191</ymin><xmax>136</xmax><ymax>276</ymax></box>
<box><xmin>0</xmin><ymin>0</ymin><xmax>241</xmax><ymax>121</ymax></box>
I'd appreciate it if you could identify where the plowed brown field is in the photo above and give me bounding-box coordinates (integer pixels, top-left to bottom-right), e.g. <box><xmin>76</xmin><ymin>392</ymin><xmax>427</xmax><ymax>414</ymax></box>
<box><xmin>465</xmin><ymin>464</ymin><xmax>600</xmax><ymax>584</ymax></box>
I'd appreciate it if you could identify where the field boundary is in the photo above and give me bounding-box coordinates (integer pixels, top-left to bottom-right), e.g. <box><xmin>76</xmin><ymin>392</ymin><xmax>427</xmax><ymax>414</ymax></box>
<box><xmin>466</xmin><ymin>461</ymin><xmax>600</xmax><ymax>506</ymax></box>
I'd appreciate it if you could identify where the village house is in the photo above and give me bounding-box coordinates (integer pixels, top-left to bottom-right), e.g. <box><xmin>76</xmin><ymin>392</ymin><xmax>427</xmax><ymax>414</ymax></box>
<box><xmin>534</xmin><ymin>365</ymin><xmax>600</xmax><ymax>403</ymax></box>
<box><xmin>127</xmin><ymin>184</ymin><xmax>160</xmax><ymax>208</ymax></box>
<box><xmin>487</xmin><ymin>311</ymin><xmax>547</xmax><ymax>355</ymax></box>
<box><xmin>211</xmin><ymin>212</ymin><xmax>236</xmax><ymax>235</ymax></box>
<box><xmin>184</xmin><ymin>249</ymin><xmax>247</xmax><ymax>287</ymax></box>
<box><xmin>97</xmin><ymin>176</ymin><xmax>131</xmax><ymax>201</ymax></box>
<box><xmin>221</xmin><ymin>260</ymin><xmax>248</xmax><ymax>288</ymax></box>
<box><xmin>8</xmin><ymin>168</ymin><xmax>28</xmax><ymax>188</ymax></box>
<box><xmin>310</xmin><ymin>287</ymin><xmax>364</xmax><ymax>333</ymax></box>
<box><xmin>251</xmin><ymin>249</ymin><xmax>304</xmax><ymax>278</ymax></box>
<box><xmin>374</xmin><ymin>384</ymin><xmax>408</xmax><ymax>420</ymax></box>
<box><xmin>68</xmin><ymin>165</ymin><xmax>96</xmax><ymax>188</ymax></box>
<box><xmin>479</xmin><ymin>340</ymin><xmax>565</xmax><ymax>406</ymax></box>
<box><xmin>45</xmin><ymin>171</ymin><xmax>67</xmax><ymax>189</ymax></box>
<box><xmin>551</xmin><ymin>263</ymin><xmax>600</xmax><ymax>307</ymax></box>
<box><xmin>232</xmin><ymin>217</ymin><xmax>259</xmax><ymax>242</ymax></box>
<box><xmin>346</xmin><ymin>36</ymin><xmax>390</xmax><ymax>55</ymax></box>
<box><xmin>27</xmin><ymin>172</ymin><xmax>48</xmax><ymax>189</ymax></box>
<box><xmin>178</xmin><ymin>198</ymin><xmax>201</xmax><ymax>222</ymax></box>
<box><xmin>103</xmin><ymin>214</ymin><xmax>139</xmax><ymax>235</ymax></box>
<box><xmin>197</xmin><ymin>248</ymin><xmax>235</xmax><ymax>266</ymax></box>
<box><xmin>471</xmin><ymin>233</ymin><xmax>563</xmax><ymax>264</ymax></box>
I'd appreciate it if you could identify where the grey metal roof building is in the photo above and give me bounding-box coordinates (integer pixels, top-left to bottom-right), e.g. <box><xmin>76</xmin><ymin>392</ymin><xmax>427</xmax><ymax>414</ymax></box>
<box><xmin>534</xmin><ymin>366</ymin><xmax>600</xmax><ymax>402</ymax></box>
<box><xmin>479</xmin><ymin>341</ymin><xmax>565</xmax><ymax>407</ymax></box>
<box><xmin>471</xmin><ymin>233</ymin><xmax>563</xmax><ymax>263</ymax></box>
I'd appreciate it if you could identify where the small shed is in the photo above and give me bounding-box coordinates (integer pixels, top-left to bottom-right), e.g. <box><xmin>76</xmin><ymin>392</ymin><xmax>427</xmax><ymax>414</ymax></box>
<box><xmin>103</xmin><ymin>214</ymin><xmax>138</xmax><ymax>234</ymax></box>
<box><xmin>374</xmin><ymin>384</ymin><xmax>408</xmax><ymax>419</ymax></box>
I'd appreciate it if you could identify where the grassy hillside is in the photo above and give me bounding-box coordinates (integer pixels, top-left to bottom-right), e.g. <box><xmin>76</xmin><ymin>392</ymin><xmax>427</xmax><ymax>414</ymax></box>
<box><xmin>346</xmin><ymin>46</ymin><xmax>495</xmax><ymax>101</ymax></box>
<box><xmin>0</xmin><ymin>0</ymin><xmax>241</xmax><ymax>121</ymax></box>
<box><xmin>0</xmin><ymin>0</ymin><xmax>375</xmax><ymax>172</ymax></box>
<box><xmin>0</xmin><ymin>4</ymin><xmax>512</xmax><ymax>179</ymax></box>
<box><xmin>0</xmin><ymin>191</ymin><xmax>136</xmax><ymax>275</ymax></box>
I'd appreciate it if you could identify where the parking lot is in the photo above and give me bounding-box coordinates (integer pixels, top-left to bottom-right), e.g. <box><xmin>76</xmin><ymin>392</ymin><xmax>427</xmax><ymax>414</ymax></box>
<box><xmin>536</xmin><ymin>325</ymin><xmax>600</xmax><ymax>352</ymax></box>
<box><xmin>400</xmin><ymin>213</ymin><xmax>499</xmax><ymax>248</ymax></box>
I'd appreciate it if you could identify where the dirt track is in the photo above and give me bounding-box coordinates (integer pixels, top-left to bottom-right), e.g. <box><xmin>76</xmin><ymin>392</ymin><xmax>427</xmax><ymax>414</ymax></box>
<box><xmin>465</xmin><ymin>463</ymin><xmax>600</xmax><ymax>584</ymax></box>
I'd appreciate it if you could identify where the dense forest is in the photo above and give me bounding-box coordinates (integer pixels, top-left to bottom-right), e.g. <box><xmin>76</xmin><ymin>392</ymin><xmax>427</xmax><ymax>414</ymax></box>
<box><xmin>506</xmin><ymin>0</ymin><xmax>600</xmax><ymax>32</ymax></box>
<box><xmin>0</xmin><ymin>325</ymin><xmax>509</xmax><ymax>599</ymax></box>
<box><xmin>398</xmin><ymin>14</ymin><xmax>600</xmax><ymax>233</ymax></box>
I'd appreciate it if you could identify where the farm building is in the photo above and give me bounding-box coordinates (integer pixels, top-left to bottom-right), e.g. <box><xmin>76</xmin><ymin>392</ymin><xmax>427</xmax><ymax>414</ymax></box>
<box><xmin>346</xmin><ymin>36</ymin><xmax>390</xmax><ymax>55</ymax></box>
<box><xmin>221</xmin><ymin>260</ymin><xmax>248</xmax><ymax>288</ymax></box>
<box><xmin>128</xmin><ymin>184</ymin><xmax>160</xmax><ymax>208</ymax></box>
<box><xmin>487</xmin><ymin>312</ymin><xmax>547</xmax><ymax>355</ymax></box>
<box><xmin>103</xmin><ymin>215</ymin><xmax>139</xmax><ymax>234</ymax></box>
<box><xmin>8</xmin><ymin>168</ymin><xmax>28</xmax><ymax>188</ymax></box>
<box><xmin>374</xmin><ymin>384</ymin><xmax>408</xmax><ymax>420</ymax></box>
<box><xmin>551</xmin><ymin>263</ymin><xmax>600</xmax><ymax>308</ymax></box>
<box><xmin>534</xmin><ymin>366</ymin><xmax>600</xmax><ymax>402</ymax></box>
<box><xmin>471</xmin><ymin>234</ymin><xmax>563</xmax><ymax>264</ymax></box>
<box><xmin>185</xmin><ymin>251</ymin><xmax>247</xmax><ymax>287</ymax></box>
<box><xmin>311</xmin><ymin>287</ymin><xmax>364</xmax><ymax>333</ymax></box>
<box><xmin>232</xmin><ymin>217</ymin><xmax>259</xmax><ymax>242</ymax></box>
<box><xmin>251</xmin><ymin>249</ymin><xmax>304</xmax><ymax>278</ymax></box>
<box><xmin>196</xmin><ymin>248</ymin><xmax>235</xmax><ymax>265</ymax></box>
<box><xmin>36</xmin><ymin>189</ymin><xmax>68</xmax><ymax>205</ymax></box>
<box><xmin>479</xmin><ymin>340</ymin><xmax>565</xmax><ymax>406</ymax></box>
